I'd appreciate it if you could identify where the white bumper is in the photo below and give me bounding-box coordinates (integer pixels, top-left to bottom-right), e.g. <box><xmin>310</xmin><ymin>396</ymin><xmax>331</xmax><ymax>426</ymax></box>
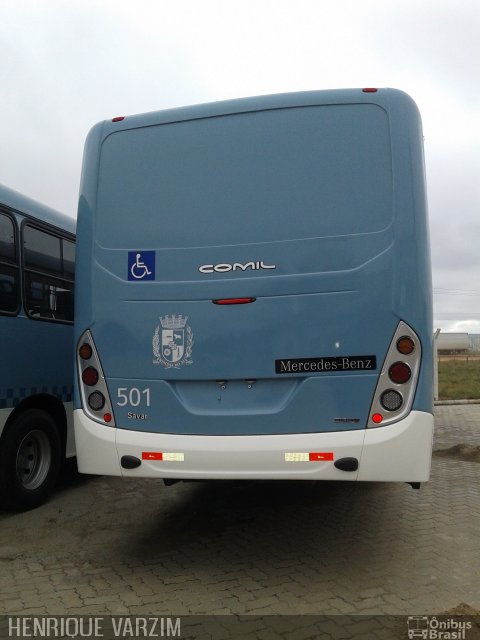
<box><xmin>74</xmin><ymin>410</ymin><xmax>433</xmax><ymax>482</ymax></box>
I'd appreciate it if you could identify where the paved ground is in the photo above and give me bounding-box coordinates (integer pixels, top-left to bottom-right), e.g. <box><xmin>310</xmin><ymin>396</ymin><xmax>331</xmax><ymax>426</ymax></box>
<box><xmin>0</xmin><ymin>405</ymin><xmax>479</xmax><ymax>618</ymax></box>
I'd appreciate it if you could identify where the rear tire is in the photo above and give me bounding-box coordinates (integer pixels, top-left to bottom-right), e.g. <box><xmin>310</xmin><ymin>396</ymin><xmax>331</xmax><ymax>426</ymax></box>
<box><xmin>0</xmin><ymin>409</ymin><xmax>62</xmax><ymax>511</ymax></box>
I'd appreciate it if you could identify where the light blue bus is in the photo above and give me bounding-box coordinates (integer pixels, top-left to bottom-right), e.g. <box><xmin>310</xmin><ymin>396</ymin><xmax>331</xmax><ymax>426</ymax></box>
<box><xmin>74</xmin><ymin>88</ymin><xmax>433</xmax><ymax>488</ymax></box>
<box><xmin>0</xmin><ymin>184</ymin><xmax>75</xmax><ymax>510</ymax></box>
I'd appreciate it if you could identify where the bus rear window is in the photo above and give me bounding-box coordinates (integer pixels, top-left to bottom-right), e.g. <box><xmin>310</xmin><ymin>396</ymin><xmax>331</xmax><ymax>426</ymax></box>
<box><xmin>96</xmin><ymin>104</ymin><xmax>392</xmax><ymax>249</ymax></box>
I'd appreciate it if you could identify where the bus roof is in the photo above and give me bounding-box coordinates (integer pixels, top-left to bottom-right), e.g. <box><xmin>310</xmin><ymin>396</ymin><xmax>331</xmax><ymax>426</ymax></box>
<box><xmin>0</xmin><ymin>182</ymin><xmax>76</xmax><ymax>236</ymax></box>
<box><xmin>92</xmin><ymin>87</ymin><xmax>420</xmax><ymax>140</ymax></box>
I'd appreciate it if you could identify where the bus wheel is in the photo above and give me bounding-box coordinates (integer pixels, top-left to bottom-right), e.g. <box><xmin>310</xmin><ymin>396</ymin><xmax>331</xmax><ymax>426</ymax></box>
<box><xmin>0</xmin><ymin>409</ymin><xmax>62</xmax><ymax>511</ymax></box>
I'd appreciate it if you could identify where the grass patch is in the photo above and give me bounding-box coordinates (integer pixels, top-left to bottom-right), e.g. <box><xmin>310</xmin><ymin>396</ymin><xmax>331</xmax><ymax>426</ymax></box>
<box><xmin>438</xmin><ymin>359</ymin><xmax>480</xmax><ymax>400</ymax></box>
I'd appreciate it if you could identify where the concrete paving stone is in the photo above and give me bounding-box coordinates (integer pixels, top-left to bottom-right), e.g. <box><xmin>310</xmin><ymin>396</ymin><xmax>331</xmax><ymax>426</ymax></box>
<box><xmin>12</xmin><ymin>590</ymin><xmax>39</xmax><ymax>602</ymax></box>
<box><xmin>216</xmin><ymin>599</ymin><xmax>248</xmax><ymax>614</ymax></box>
<box><xmin>57</xmin><ymin>591</ymin><xmax>84</xmax><ymax>605</ymax></box>
<box><xmin>0</xmin><ymin>584</ymin><xmax>27</xmax><ymax>596</ymax></box>
<box><xmin>130</xmin><ymin>584</ymin><xmax>156</xmax><ymax>597</ymax></box>
<box><xmin>31</xmin><ymin>582</ymin><xmax>62</xmax><ymax>595</ymax></box>
<box><xmin>81</xmin><ymin>595</ymin><xmax>122</xmax><ymax>606</ymax></box>
<box><xmin>13</xmin><ymin>608</ymin><xmax>48</xmax><ymax>616</ymax></box>
<box><xmin>16</xmin><ymin>595</ymin><xmax>47</xmax><ymax>607</ymax></box>
<box><xmin>115</xmin><ymin>593</ymin><xmax>143</xmax><ymax>606</ymax></box>
<box><xmin>74</xmin><ymin>586</ymin><xmax>98</xmax><ymax>598</ymax></box>
<box><xmin>358</xmin><ymin>588</ymin><xmax>386</xmax><ymax>599</ymax></box>
<box><xmin>1</xmin><ymin>600</ymin><xmax>23</xmax><ymax>611</ymax></box>
<box><xmin>103</xmin><ymin>602</ymin><xmax>131</xmax><ymax>615</ymax></box>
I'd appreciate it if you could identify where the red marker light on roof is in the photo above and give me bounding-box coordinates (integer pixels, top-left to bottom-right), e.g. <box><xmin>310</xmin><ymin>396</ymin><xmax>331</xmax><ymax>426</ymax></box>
<box><xmin>112</xmin><ymin>116</ymin><xmax>125</xmax><ymax>122</ymax></box>
<box><xmin>362</xmin><ymin>88</ymin><xmax>378</xmax><ymax>93</ymax></box>
<box><xmin>213</xmin><ymin>298</ymin><xmax>256</xmax><ymax>305</ymax></box>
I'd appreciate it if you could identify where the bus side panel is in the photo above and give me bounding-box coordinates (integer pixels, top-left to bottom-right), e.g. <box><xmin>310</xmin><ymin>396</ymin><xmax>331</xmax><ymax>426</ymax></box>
<box><xmin>0</xmin><ymin>316</ymin><xmax>74</xmax><ymax>416</ymax></box>
<box><xmin>388</xmin><ymin>89</ymin><xmax>433</xmax><ymax>416</ymax></box>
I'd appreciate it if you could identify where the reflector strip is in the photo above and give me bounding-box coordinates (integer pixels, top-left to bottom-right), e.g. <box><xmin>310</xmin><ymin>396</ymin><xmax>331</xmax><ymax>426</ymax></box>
<box><xmin>285</xmin><ymin>452</ymin><xmax>309</xmax><ymax>462</ymax></box>
<box><xmin>141</xmin><ymin>452</ymin><xmax>185</xmax><ymax>462</ymax></box>
<box><xmin>309</xmin><ymin>452</ymin><xmax>334</xmax><ymax>461</ymax></box>
<box><xmin>163</xmin><ymin>452</ymin><xmax>185</xmax><ymax>462</ymax></box>
<box><xmin>285</xmin><ymin>452</ymin><xmax>334</xmax><ymax>462</ymax></box>
<box><xmin>142</xmin><ymin>452</ymin><xmax>163</xmax><ymax>460</ymax></box>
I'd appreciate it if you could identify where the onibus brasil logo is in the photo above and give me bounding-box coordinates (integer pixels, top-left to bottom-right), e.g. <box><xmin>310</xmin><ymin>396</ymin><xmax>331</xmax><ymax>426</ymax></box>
<box><xmin>407</xmin><ymin>616</ymin><xmax>473</xmax><ymax>639</ymax></box>
<box><xmin>153</xmin><ymin>315</ymin><xmax>193</xmax><ymax>369</ymax></box>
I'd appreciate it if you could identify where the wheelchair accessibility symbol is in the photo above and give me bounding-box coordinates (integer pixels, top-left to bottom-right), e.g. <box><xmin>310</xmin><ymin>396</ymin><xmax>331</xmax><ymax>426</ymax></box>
<box><xmin>128</xmin><ymin>251</ymin><xmax>155</xmax><ymax>281</ymax></box>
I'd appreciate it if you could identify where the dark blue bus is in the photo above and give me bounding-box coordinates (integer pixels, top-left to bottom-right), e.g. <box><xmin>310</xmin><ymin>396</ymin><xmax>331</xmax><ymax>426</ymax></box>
<box><xmin>0</xmin><ymin>184</ymin><xmax>75</xmax><ymax>509</ymax></box>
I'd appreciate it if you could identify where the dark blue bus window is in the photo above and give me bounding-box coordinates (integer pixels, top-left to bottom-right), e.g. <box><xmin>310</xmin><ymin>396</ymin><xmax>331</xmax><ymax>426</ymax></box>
<box><xmin>24</xmin><ymin>225</ymin><xmax>61</xmax><ymax>275</ymax></box>
<box><xmin>0</xmin><ymin>212</ymin><xmax>19</xmax><ymax>314</ymax></box>
<box><xmin>23</xmin><ymin>224</ymin><xmax>74</xmax><ymax>323</ymax></box>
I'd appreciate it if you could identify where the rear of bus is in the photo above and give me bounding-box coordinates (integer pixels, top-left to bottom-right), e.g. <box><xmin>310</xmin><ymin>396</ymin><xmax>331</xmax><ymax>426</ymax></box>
<box><xmin>74</xmin><ymin>88</ymin><xmax>433</xmax><ymax>486</ymax></box>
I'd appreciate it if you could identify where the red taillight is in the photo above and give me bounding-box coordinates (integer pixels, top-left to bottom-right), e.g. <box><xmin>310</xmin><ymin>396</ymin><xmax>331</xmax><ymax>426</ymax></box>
<box><xmin>368</xmin><ymin>321</ymin><xmax>420</xmax><ymax>428</ymax></box>
<box><xmin>77</xmin><ymin>329</ymin><xmax>116</xmax><ymax>427</ymax></box>
<box><xmin>388</xmin><ymin>362</ymin><xmax>412</xmax><ymax>384</ymax></box>
<box><xmin>82</xmin><ymin>367</ymin><xmax>99</xmax><ymax>386</ymax></box>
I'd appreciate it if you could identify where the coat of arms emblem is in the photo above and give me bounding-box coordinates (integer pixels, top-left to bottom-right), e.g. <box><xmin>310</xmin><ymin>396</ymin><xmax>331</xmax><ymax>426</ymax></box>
<box><xmin>152</xmin><ymin>315</ymin><xmax>193</xmax><ymax>368</ymax></box>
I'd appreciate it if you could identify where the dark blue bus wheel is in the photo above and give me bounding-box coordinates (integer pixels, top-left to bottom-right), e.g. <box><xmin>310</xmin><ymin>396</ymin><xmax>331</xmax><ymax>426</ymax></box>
<box><xmin>0</xmin><ymin>409</ymin><xmax>62</xmax><ymax>511</ymax></box>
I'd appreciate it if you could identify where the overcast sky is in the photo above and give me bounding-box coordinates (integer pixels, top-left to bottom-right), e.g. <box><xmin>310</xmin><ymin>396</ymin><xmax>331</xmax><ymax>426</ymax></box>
<box><xmin>1</xmin><ymin>0</ymin><xmax>479</xmax><ymax>333</ymax></box>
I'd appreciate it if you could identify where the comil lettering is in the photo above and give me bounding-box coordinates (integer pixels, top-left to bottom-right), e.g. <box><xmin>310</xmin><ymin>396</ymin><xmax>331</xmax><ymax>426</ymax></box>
<box><xmin>198</xmin><ymin>261</ymin><xmax>276</xmax><ymax>274</ymax></box>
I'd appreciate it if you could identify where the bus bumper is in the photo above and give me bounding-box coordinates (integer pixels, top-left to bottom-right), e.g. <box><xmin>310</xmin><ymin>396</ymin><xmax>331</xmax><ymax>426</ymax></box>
<box><xmin>74</xmin><ymin>410</ymin><xmax>434</xmax><ymax>482</ymax></box>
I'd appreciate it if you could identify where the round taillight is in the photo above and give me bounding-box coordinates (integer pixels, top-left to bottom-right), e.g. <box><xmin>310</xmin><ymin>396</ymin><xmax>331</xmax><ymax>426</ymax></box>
<box><xmin>79</xmin><ymin>343</ymin><xmax>92</xmax><ymax>360</ymax></box>
<box><xmin>397</xmin><ymin>336</ymin><xmax>415</xmax><ymax>355</ymax></box>
<box><xmin>371</xmin><ymin>413</ymin><xmax>383</xmax><ymax>424</ymax></box>
<box><xmin>388</xmin><ymin>361</ymin><xmax>412</xmax><ymax>384</ymax></box>
<box><xmin>88</xmin><ymin>391</ymin><xmax>105</xmax><ymax>411</ymax></box>
<box><xmin>103</xmin><ymin>413</ymin><xmax>112</xmax><ymax>423</ymax></box>
<box><xmin>380</xmin><ymin>389</ymin><xmax>403</xmax><ymax>412</ymax></box>
<box><xmin>82</xmin><ymin>367</ymin><xmax>99</xmax><ymax>386</ymax></box>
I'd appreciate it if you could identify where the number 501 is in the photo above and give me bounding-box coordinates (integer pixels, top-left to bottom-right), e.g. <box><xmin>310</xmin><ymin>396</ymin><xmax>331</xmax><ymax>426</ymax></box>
<box><xmin>116</xmin><ymin>387</ymin><xmax>151</xmax><ymax>407</ymax></box>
